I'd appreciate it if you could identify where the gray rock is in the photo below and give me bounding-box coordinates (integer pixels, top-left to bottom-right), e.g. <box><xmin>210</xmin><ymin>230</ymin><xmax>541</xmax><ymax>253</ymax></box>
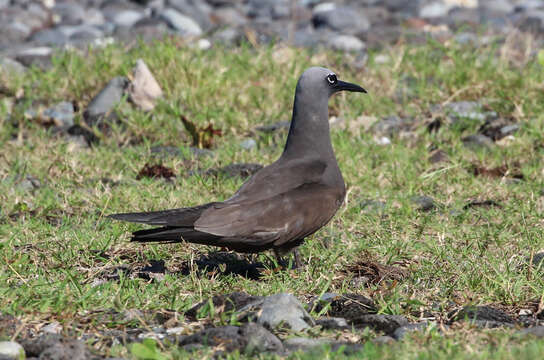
<box><xmin>0</xmin><ymin>341</ymin><xmax>25</xmax><ymax>360</ymax></box>
<box><xmin>0</xmin><ymin>22</ymin><xmax>31</xmax><ymax>49</ymax></box>
<box><xmin>39</xmin><ymin>339</ymin><xmax>88</xmax><ymax>360</ymax></box>
<box><xmin>445</xmin><ymin>101</ymin><xmax>487</xmax><ymax>122</ymax></box>
<box><xmin>411</xmin><ymin>195</ymin><xmax>436</xmax><ymax>211</ymax></box>
<box><xmin>530</xmin><ymin>252</ymin><xmax>544</xmax><ymax>268</ymax></box>
<box><xmin>449</xmin><ymin>305</ymin><xmax>514</xmax><ymax>324</ymax></box>
<box><xmin>22</xmin><ymin>335</ymin><xmax>89</xmax><ymax>359</ymax></box>
<box><xmin>312</xmin><ymin>5</ymin><xmax>370</xmax><ymax>34</ymax></box>
<box><xmin>43</xmin><ymin>101</ymin><xmax>74</xmax><ymax>129</ymax></box>
<box><xmin>18</xmin><ymin>175</ymin><xmax>41</xmax><ymax>192</ymax></box>
<box><xmin>29</xmin><ymin>29</ymin><xmax>70</xmax><ymax>46</ymax></box>
<box><xmin>499</xmin><ymin>124</ymin><xmax>520</xmax><ymax>137</ymax></box>
<box><xmin>53</xmin><ymin>2</ymin><xmax>86</xmax><ymax>25</ymax></box>
<box><xmin>328</xmin><ymin>34</ymin><xmax>366</xmax><ymax>53</ymax></box>
<box><xmin>462</xmin><ymin>134</ymin><xmax>494</xmax><ymax>148</ymax></box>
<box><xmin>454</xmin><ymin>32</ymin><xmax>479</xmax><ymax>45</ymax></box>
<box><xmin>420</xmin><ymin>1</ymin><xmax>449</xmax><ymax>18</ymax></box>
<box><xmin>315</xmin><ymin>317</ymin><xmax>349</xmax><ymax>330</ymax></box>
<box><xmin>14</xmin><ymin>47</ymin><xmax>53</xmax><ymax>70</ymax></box>
<box><xmin>160</xmin><ymin>8</ymin><xmax>203</xmax><ymax>35</ymax></box>
<box><xmin>0</xmin><ymin>57</ymin><xmax>26</xmax><ymax>75</ymax></box>
<box><xmin>240</xmin><ymin>293</ymin><xmax>315</xmax><ymax>332</ymax></box>
<box><xmin>84</xmin><ymin>76</ymin><xmax>129</xmax><ymax>126</ymax></box>
<box><xmin>372</xmin><ymin>115</ymin><xmax>412</xmax><ymax>136</ymax></box>
<box><xmin>111</xmin><ymin>9</ymin><xmax>145</xmax><ymax>27</ymax></box>
<box><xmin>351</xmin><ymin>314</ymin><xmax>409</xmax><ymax>334</ymax></box>
<box><xmin>283</xmin><ymin>337</ymin><xmax>329</xmax><ymax>351</ymax></box>
<box><xmin>239</xmin><ymin>138</ymin><xmax>257</xmax><ymax>150</ymax></box>
<box><xmin>211</xmin><ymin>6</ymin><xmax>247</xmax><ymax>27</ymax></box>
<box><xmin>177</xmin><ymin>326</ymin><xmax>244</xmax><ymax>352</ymax></box>
<box><xmin>393</xmin><ymin>322</ymin><xmax>428</xmax><ymax>340</ymax></box>
<box><xmin>168</xmin><ymin>0</ymin><xmax>213</xmax><ymax>31</ymax></box>
<box><xmin>241</xmin><ymin>323</ymin><xmax>283</xmax><ymax>354</ymax></box>
<box><xmin>518</xmin><ymin>326</ymin><xmax>544</xmax><ymax>337</ymax></box>
<box><xmin>213</xmin><ymin>27</ymin><xmax>245</xmax><ymax>45</ymax></box>
<box><xmin>470</xmin><ymin>320</ymin><xmax>515</xmax><ymax>329</ymax></box>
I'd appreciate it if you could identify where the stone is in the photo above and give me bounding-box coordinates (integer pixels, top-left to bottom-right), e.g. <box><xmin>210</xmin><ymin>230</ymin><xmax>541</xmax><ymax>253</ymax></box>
<box><xmin>518</xmin><ymin>326</ymin><xmax>544</xmax><ymax>337</ymax></box>
<box><xmin>213</xmin><ymin>27</ymin><xmax>245</xmax><ymax>45</ymax></box>
<box><xmin>313</xmin><ymin>5</ymin><xmax>370</xmax><ymax>34</ymax></box>
<box><xmin>239</xmin><ymin>293</ymin><xmax>315</xmax><ymax>332</ymax></box>
<box><xmin>372</xmin><ymin>115</ymin><xmax>412</xmax><ymax>136</ymax></box>
<box><xmin>160</xmin><ymin>8</ymin><xmax>203</xmax><ymax>36</ymax></box>
<box><xmin>14</xmin><ymin>47</ymin><xmax>53</xmax><ymax>70</ymax></box>
<box><xmin>315</xmin><ymin>317</ymin><xmax>349</xmax><ymax>330</ymax></box>
<box><xmin>239</xmin><ymin>139</ymin><xmax>257</xmax><ymax>150</ymax></box>
<box><xmin>429</xmin><ymin>149</ymin><xmax>449</xmax><ymax>164</ymax></box>
<box><xmin>21</xmin><ymin>335</ymin><xmax>89</xmax><ymax>359</ymax></box>
<box><xmin>328</xmin><ymin>35</ymin><xmax>366</xmax><ymax>53</ymax></box>
<box><xmin>0</xmin><ymin>341</ymin><xmax>25</xmax><ymax>360</ymax></box>
<box><xmin>449</xmin><ymin>306</ymin><xmax>514</xmax><ymax>324</ymax></box>
<box><xmin>420</xmin><ymin>2</ymin><xmax>450</xmax><ymax>18</ymax></box>
<box><xmin>29</xmin><ymin>29</ymin><xmax>69</xmax><ymax>46</ymax></box>
<box><xmin>111</xmin><ymin>10</ymin><xmax>145</xmax><ymax>27</ymax></box>
<box><xmin>168</xmin><ymin>0</ymin><xmax>213</xmax><ymax>31</ymax></box>
<box><xmin>178</xmin><ymin>326</ymin><xmax>244</xmax><ymax>352</ymax></box>
<box><xmin>127</xmin><ymin>59</ymin><xmax>163</xmax><ymax>111</ymax></box>
<box><xmin>0</xmin><ymin>57</ymin><xmax>26</xmax><ymax>75</ymax></box>
<box><xmin>240</xmin><ymin>323</ymin><xmax>283</xmax><ymax>354</ymax></box>
<box><xmin>42</xmin><ymin>101</ymin><xmax>75</xmax><ymax>129</ymax></box>
<box><xmin>0</xmin><ymin>22</ymin><xmax>31</xmax><ymax>49</ymax></box>
<box><xmin>445</xmin><ymin>101</ymin><xmax>487</xmax><ymax>122</ymax></box>
<box><xmin>84</xmin><ymin>76</ymin><xmax>129</xmax><ymax>126</ymax></box>
<box><xmin>18</xmin><ymin>175</ymin><xmax>41</xmax><ymax>191</ymax></box>
<box><xmin>351</xmin><ymin>314</ymin><xmax>409</xmax><ymax>334</ymax></box>
<box><xmin>283</xmin><ymin>337</ymin><xmax>329</xmax><ymax>351</ymax></box>
<box><xmin>53</xmin><ymin>2</ymin><xmax>86</xmax><ymax>25</ymax></box>
<box><xmin>411</xmin><ymin>195</ymin><xmax>436</xmax><ymax>211</ymax></box>
<box><xmin>42</xmin><ymin>322</ymin><xmax>62</xmax><ymax>334</ymax></box>
<box><xmin>462</xmin><ymin>134</ymin><xmax>494</xmax><ymax>148</ymax></box>
<box><xmin>393</xmin><ymin>322</ymin><xmax>428</xmax><ymax>340</ymax></box>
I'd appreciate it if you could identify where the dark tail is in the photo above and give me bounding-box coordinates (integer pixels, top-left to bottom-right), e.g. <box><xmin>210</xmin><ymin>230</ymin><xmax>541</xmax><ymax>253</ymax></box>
<box><xmin>131</xmin><ymin>226</ymin><xmax>221</xmax><ymax>245</ymax></box>
<box><xmin>108</xmin><ymin>203</ymin><xmax>215</xmax><ymax>226</ymax></box>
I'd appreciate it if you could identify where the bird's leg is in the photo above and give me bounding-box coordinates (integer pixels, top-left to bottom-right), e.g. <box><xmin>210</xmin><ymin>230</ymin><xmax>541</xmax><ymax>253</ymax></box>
<box><xmin>293</xmin><ymin>249</ymin><xmax>303</xmax><ymax>269</ymax></box>
<box><xmin>273</xmin><ymin>249</ymin><xmax>289</xmax><ymax>270</ymax></box>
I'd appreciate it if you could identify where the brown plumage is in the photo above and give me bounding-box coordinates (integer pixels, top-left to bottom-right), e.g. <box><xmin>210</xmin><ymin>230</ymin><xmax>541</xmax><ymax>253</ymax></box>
<box><xmin>108</xmin><ymin>67</ymin><xmax>366</xmax><ymax>264</ymax></box>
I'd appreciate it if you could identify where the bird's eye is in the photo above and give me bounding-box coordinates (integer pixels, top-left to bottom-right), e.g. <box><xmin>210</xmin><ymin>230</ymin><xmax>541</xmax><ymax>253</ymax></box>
<box><xmin>327</xmin><ymin>74</ymin><xmax>337</xmax><ymax>85</ymax></box>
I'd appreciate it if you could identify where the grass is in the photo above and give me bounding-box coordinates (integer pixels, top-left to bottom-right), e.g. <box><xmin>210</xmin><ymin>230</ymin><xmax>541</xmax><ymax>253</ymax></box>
<box><xmin>1</xmin><ymin>33</ymin><xmax>544</xmax><ymax>358</ymax></box>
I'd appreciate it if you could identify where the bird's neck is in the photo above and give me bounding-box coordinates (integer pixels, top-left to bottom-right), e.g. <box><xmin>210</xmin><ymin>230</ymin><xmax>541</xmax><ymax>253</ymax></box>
<box><xmin>282</xmin><ymin>91</ymin><xmax>334</xmax><ymax>160</ymax></box>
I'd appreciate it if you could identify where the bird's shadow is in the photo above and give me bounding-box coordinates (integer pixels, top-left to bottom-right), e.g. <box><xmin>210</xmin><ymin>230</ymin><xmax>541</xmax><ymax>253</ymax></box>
<box><xmin>179</xmin><ymin>251</ymin><xmax>267</xmax><ymax>280</ymax></box>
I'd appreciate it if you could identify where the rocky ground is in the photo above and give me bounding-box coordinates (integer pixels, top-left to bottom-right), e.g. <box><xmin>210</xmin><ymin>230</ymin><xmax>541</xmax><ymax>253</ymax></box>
<box><xmin>2</xmin><ymin>0</ymin><xmax>544</xmax><ymax>72</ymax></box>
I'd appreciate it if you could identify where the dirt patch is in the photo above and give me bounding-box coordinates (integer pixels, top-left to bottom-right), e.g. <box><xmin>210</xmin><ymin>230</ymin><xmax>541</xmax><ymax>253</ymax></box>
<box><xmin>338</xmin><ymin>252</ymin><xmax>409</xmax><ymax>287</ymax></box>
<box><xmin>136</xmin><ymin>163</ymin><xmax>176</xmax><ymax>180</ymax></box>
<box><xmin>470</xmin><ymin>162</ymin><xmax>523</xmax><ymax>180</ymax></box>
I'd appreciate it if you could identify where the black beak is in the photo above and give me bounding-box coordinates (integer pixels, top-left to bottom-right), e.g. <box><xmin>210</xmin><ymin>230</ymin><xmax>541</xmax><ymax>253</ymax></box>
<box><xmin>335</xmin><ymin>80</ymin><xmax>367</xmax><ymax>93</ymax></box>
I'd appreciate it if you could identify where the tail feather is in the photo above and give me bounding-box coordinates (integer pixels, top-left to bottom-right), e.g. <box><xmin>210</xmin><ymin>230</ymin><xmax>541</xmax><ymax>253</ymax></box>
<box><xmin>131</xmin><ymin>226</ymin><xmax>222</xmax><ymax>245</ymax></box>
<box><xmin>108</xmin><ymin>203</ymin><xmax>215</xmax><ymax>226</ymax></box>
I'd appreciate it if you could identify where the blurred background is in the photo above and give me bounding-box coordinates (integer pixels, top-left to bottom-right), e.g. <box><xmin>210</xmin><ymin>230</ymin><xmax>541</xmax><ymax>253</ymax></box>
<box><xmin>1</xmin><ymin>0</ymin><xmax>543</xmax><ymax>70</ymax></box>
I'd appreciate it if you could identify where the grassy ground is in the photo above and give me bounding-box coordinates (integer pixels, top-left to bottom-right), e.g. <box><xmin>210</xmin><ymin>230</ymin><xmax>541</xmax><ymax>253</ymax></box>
<box><xmin>1</xmin><ymin>33</ymin><xmax>544</xmax><ymax>358</ymax></box>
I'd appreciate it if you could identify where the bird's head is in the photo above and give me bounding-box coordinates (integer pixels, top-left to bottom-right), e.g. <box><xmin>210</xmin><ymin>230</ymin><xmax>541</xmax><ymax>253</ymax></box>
<box><xmin>296</xmin><ymin>67</ymin><xmax>367</xmax><ymax>99</ymax></box>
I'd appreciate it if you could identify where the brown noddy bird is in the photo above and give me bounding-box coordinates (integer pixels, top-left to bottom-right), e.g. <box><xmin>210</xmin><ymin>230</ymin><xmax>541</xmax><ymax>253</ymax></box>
<box><xmin>108</xmin><ymin>67</ymin><xmax>366</xmax><ymax>266</ymax></box>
